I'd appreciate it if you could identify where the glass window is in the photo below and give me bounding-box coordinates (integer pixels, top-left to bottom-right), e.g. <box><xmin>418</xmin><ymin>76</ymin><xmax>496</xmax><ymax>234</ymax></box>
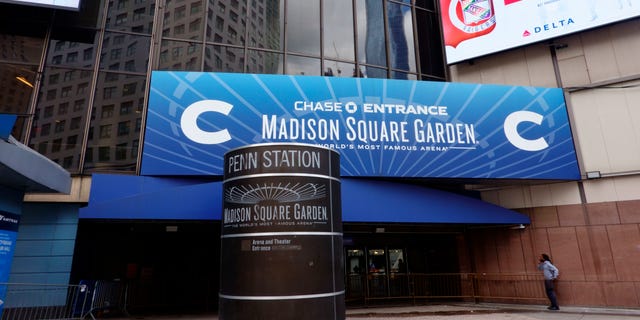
<box><xmin>356</xmin><ymin>0</ymin><xmax>387</xmax><ymax>68</ymax></box>
<box><xmin>367</xmin><ymin>249</ymin><xmax>386</xmax><ymax>273</ymax></box>
<box><xmin>52</xmin><ymin>138</ymin><xmax>62</xmax><ymax>153</ymax></box>
<box><xmin>44</xmin><ymin>106</ymin><xmax>54</xmax><ymax>118</ymax></box>
<box><xmin>116</xmin><ymin>143</ymin><xmax>128</xmax><ymax>160</ymax></box>
<box><xmin>323</xmin><ymin>0</ymin><xmax>355</xmax><ymax>61</ymax></box>
<box><xmin>98</xmin><ymin>146</ymin><xmax>111</xmax><ymax>161</ymax></box>
<box><xmin>0</xmin><ymin>63</ymin><xmax>38</xmax><ymax>139</ymax></box>
<box><xmin>99</xmin><ymin>33</ymin><xmax>151</xmax><ymax>73</ymax></box>
<box><xmin>54</xmin><ymin>120</ymin><xmax>66</xmax><ymax>133</ymax></box>
<box><xmin>247</xmin><ymin>0</ymin><xmax>283</xmax><ymax>51</ymax></box>
<box><xmin>40</xmin><ymin>123</ymin><xmax>51</xmax><ymax>136</ymax></box>
<box><xmin>58</xmin><ymin>102</ymin><xmax>69</xmax><ymax>115</ymax></box>
<box><xmin>99</xmin><ymin>124</ymin><xmax>112</xmax><ymax>139</ymax></box>
<box><xmin>386</xmin><ymin>2</ymin><xmax>415</xmax><ymax>75</ymax></box>
<box><xmin>286</xmin><ymin>55</ymin><xmax>320</xmax><ymax>76</ymax></box>
<box><xmin>85</xmin><ymin>73</ymin><xmax>146</xmax><ymax>173</ymax></box>
<box><xmin>117</xmin><ymin>121</ymin><xmax>131</xmax><ymax>136</ymax></box>
<box><xmin>246</xmin><ymin>50</ymin><xmax>282</xmax><ymax>74</ymax></box>
<box><xmin>323</xmin><ymin>60</ymin><xmax>356</xmax><ymax>78</ymax></box>
<box><xmin>415</xmin><ymin>7</ymin><xmax>445</xmax><ymax>79</ymax></box>
<box><xmin>101</xmin><ymin>105</ymin><xmax>115</xmax><ymax>119</ymax></box>
<box><xmin>286</xmin><ymin>0</ymin><xmax>319</xmax><ymax>55</ymax></box>
<box><xmin>66</xmin><ymin>135</ymin><xmax>78</xmax><ymax>150</ymax></box>
<box><xmin>203</xmin><ymin>45</ymin><xmax>244</xmax><ymax>73</ymax></box>
<box><xmin>346</xmin><ymin>249</ymin><xmax>365</xmax><ymax>274</ymax></box>
<box><xmin>107</xmin><ymin>0</ymin><xmax>155</xmax><ymax>33</ymax></box>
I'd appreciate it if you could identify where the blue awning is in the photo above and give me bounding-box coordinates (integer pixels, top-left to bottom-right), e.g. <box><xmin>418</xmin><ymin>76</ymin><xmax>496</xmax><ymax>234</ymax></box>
<box><xmin>341</xmin><ymin>178</ymin><xmax>529</xmax><ymax>224</ymax></box>
<box><xmin>81</xmin><ymin>174</ymin><xmax>530</xmax><ymax>225</ymax></box>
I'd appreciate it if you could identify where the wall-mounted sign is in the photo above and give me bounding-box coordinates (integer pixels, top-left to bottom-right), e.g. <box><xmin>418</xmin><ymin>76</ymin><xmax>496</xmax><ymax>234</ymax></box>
<box><xmin>0</xmin><ymin>211</ymin><xmax>19</xmax><ymax>317</ymax></box>
<box><xmin>0</xmin><ymin>0</ymin><xmax>81</xmax><ymax>11</ymax></box>
<box><xmin>143</xmin><ymin>71</ymin><xmax>580</xmax><ymax>180</ymax></box>
<box><xmin>440</xmin><ymin>0</ymin><xmax>640</xmax><ymax>64</ymax></box>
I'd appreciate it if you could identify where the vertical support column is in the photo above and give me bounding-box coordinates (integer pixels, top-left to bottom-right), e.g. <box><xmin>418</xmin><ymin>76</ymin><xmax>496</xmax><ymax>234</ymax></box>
<box><xmin>220</xmin><ymin>143</ymin><xmax>344</xmax><ymax>320</ymax></box>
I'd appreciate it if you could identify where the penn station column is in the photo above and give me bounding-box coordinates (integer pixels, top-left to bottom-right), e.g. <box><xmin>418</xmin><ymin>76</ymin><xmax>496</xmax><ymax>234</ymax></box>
<box><xmin>220</xmin><ymin>143</ymin><xmax>344</xmax><ymax>320</ymax></box>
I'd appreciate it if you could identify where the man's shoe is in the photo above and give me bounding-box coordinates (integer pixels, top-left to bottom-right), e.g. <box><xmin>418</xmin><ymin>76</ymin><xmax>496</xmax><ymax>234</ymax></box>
<box><xmin>547</xmin><ymin>306</ymin><xmax>559</xmax><ymax>310</ymax></box>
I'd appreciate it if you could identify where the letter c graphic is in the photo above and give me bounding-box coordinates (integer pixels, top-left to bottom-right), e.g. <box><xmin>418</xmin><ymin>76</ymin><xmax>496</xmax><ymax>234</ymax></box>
<box><xmin>181</xmin><ymin>100</ymin><xmax>232</xmax><ymax>144</ymax></box>
<box><xmin>504</xmin><ymin>111</ymin><xmax>549</xmax><ymax>151</ymax></box>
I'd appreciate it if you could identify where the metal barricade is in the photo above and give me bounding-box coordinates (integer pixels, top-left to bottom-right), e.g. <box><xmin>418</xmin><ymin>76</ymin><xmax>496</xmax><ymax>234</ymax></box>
<box><xmin>0</xmin><ymin>282</ymin><xmax>89</xmax><ymax>320</ymax></box>
<box><xmin>81</xmin><ymin>280</ymin><xmax>128</xmax><ymax>320</ymax></box>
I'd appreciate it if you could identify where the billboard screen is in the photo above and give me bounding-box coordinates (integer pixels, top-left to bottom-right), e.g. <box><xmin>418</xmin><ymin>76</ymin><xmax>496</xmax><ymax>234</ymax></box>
<box><xmin>143</xmin><ymin>72</ymin><xmax>580</xmax><ymax>180</ymax></box>
<box><xmin>440</xmin><ymin>0</ymin><xmax>640</xmax><ymax>64</ymax></box>
<box><xmin>0</xmin><ymin>0</ymin><xmax>80</xmax><ymax>10</ymax></box>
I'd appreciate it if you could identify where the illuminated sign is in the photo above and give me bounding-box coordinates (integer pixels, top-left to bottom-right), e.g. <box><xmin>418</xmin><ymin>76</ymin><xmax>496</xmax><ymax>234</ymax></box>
<box><xmin>440</xmin><ymin>0</ymin><xmax>640</xmax><ymax>64</ymax></box>
<box><xmin>143</xmin><ymin>71</ymin><xmax>580</xmax><ymax>180</ymax></box>
<box><xmin>0</xmin><ymin>0</ymin><xmax>80</xmax><ymax>11</ymax></box>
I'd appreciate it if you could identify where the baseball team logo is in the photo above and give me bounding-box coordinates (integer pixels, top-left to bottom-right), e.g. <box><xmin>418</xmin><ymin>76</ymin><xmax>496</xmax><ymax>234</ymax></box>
<box><xmin>441</xmin><ymin>0</ymin><xmax>497</xmax><ymax>47</ymax></box>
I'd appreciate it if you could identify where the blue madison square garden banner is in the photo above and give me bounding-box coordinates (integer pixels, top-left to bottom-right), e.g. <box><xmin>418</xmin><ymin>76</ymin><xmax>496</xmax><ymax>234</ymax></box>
<box><xmin>142</xmin><ymin>71</ymin><xmax>580</xmax><ymax>180</ymax></box>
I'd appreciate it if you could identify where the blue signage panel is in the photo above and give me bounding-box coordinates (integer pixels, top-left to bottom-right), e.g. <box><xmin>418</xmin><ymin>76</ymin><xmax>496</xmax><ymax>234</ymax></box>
<box><xmin>0</xmin><ymin>114</ymin><xmax>17</xmax><ymax>140</ymax></box>
<box><xmin>143</xmin><ymin>72</ymin><xmax>580</xmax><ymax>179</ymax></box>
<box><xmin>0</xmin><ymin>211</ymin><xmax>19</xmax><ymax>316</ymax></box>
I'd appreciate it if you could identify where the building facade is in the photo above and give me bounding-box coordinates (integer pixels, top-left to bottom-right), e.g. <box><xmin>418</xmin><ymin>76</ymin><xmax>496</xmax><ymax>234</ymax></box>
<box><xmin>0</xmin><ymin>0</ymin><xmax>639</xmax><ymax>314</ymax></box>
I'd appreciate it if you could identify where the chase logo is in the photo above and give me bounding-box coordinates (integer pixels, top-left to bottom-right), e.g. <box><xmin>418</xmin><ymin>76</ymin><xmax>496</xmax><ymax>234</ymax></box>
<box><xmin>180</xmin><ymin>100</ymin><xmax>233</xmax><ymax>145</ymax></box>
<box><xmin>503</xmin><ymin>111</ymin><xmax>549</xmax><ymax>152</ymax></box>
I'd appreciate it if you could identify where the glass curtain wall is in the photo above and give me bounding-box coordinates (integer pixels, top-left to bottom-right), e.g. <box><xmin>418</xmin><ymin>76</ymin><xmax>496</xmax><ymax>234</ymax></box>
<box><xmin>0</xmin><ymin>0</ymin><xmax>444</xmax><ymax>174</ymax></box>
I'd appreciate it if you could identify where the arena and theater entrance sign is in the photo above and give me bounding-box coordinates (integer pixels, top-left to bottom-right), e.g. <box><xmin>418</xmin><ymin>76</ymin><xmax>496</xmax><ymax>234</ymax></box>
<box><xmin>142</xmin><ymin>72</ymin><xmax>580</xmax><ymax>180</ymax></box>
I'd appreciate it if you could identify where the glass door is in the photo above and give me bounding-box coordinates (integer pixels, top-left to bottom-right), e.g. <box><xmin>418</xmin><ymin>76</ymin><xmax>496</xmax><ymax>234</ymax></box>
<box><xmin>367</xmin><ymin>248</ymin><xmax>387</xmax><ymax>297</ymax></box>
<box><xmin>388</xmin><ymin>248</ymin><xmax>409</xmax><ymax>296</ymax></box>
<box><xmin>345</xmin><ymin>248</ymin><xmax>365</xmax><ymax>300</ymax></box>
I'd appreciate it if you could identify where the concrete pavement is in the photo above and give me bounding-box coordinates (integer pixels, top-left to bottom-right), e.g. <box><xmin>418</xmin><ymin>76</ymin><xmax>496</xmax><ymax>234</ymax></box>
<box><xmin>114</xmin><ymin>303</ymin><xmax>640</xmax><ymax>320</ymax></box>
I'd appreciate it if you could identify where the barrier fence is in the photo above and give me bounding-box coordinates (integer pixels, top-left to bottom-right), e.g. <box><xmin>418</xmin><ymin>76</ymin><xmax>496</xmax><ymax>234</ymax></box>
<box><xmin>345</xmin><ymin>272</ymin><xmax>549</xmax><ymax>305</ymax></box>
<box><xmin>0</xmin><ymin>282</ymin><xmax>89</xmax><ymax>320</ymax></box>
<box><xmin>0</xmin><ymin>280</ymin><xmax>128</xmax><ymax>320</ymax></box>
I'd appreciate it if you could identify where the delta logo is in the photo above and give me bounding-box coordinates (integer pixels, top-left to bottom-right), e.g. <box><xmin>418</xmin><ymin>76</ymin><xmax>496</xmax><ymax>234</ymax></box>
<box><xmin>524</xmin><ymin>17</ymin><xmax>575</xmax><ymax>37</ymax></box>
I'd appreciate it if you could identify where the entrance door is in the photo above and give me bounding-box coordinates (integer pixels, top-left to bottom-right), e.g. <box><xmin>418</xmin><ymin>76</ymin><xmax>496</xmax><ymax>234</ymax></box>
<box><xmin>345</xmin><ymin>249</ymin><xmax>365</xmax><ymax>300</ymax></box>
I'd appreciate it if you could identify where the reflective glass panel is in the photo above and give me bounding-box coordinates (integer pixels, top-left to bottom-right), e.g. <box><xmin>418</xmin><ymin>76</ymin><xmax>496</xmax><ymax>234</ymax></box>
<box><xmin>84</xmin><ymin>72</ymin><xmax>145</xmax><ymax>173</ymax></box>
<box><xmin>30</xmin><ymin>67</ymin><xmax>93</xmax><ymax>172</ymax></box>
<box><xmin>159</xmin><ymin>40</ymin><xmax>203</xmax><ymax>71</ymax></box>
<box><xmin>206</xmin><ymin>0</ymin><xmax>246</xmax><ymax>46</ymax></box>
<box><xmin>356</xmin><ymin>0</ymin><xmax>387</xmax><ymax>67</ymax></box>
<box><xmin>247</xmin><ymin>50</ymin><xmax>283</xmax><ymax>74</ymax></box>
<box><xmin>48</xmin><ymin>38</ymin><xmax>98</xmax><ymax>69</ymax></box>
<box><xmin>415</xmin><ymin>8</ymin><xmax>445</xmax><ymax>79</ymax></box>
<box><xmin>386</xmin><ymin>2</ymin><xmax>415</xmax><ymax>73</ymax></box>
<box><xmin>362</xmin><ymin>65</ymin><xmax>386</xmax><ymax>79</ymax></box>
<box><xmin>203</xmin><ymin>45</ymin><xmax>244</xmax><ymax>73</ymax></box>
<box><xmin>323</xmin><ymin>0</ymin><xmax>355</xmax><ymax>61</ymax></box>
<box><xmin>286</xmin><ymin>55</ymin><xmax>320</xmax><ymax>76</ymax></box>
<box><xmin>165</xmin><ymin>0</ymin><xmax>205</xmax><ymax>41</ymax></box>
<box><xmin>106</xmin><ymin>0</ymin><xmax>156</xmax><ymax>34</ymax></box>
<box><xmin>100</xmin><ymin>32</ymin><xmax>151</xmax><ymax>73</ymax></box>
<box><xmin>367</xmin><ymin>248</ymin><xmax>386</xmax><ymax>274</ymax></box>
<box><xmin>323</xmin><ymin>60</ymin><xmax>356</xmax><ymax>78</ymax></box>
<box><xmin>415</xmin><ymin>0</ymin><xmax>436</xmax><ymax>10</ymax></box>
<box><xmin>286</xmin><ymin>0</ymin><xmax>320</xmax><ymax>55</ymax></box>
<box><xmin>247</xmin><ymin>0</ymin><xmax>283</xmax><ymax>51</ymax></box>
<box><xmin>0</xmin><ymin>34</ymin><xmax>46</xmax><ymax>64</ymax></box>
<box><xmin>0</xmin><ymin>63</ymin><xmax>38</xmax><ymax>140</ymax></box>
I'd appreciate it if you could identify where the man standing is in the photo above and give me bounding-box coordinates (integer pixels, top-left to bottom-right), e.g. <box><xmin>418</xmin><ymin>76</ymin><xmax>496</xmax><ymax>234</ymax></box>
<box><xmin>537</xmin><ymin>253</ymin><xmax>560</xmax><ymax>310</ymax></box>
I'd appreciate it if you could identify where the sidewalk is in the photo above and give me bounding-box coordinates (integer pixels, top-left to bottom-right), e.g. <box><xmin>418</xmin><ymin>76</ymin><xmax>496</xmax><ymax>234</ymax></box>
<box><xmin>114</xmin><ymin>303</ymin><xmax>640</xmax><ymax>320</ymax></box>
